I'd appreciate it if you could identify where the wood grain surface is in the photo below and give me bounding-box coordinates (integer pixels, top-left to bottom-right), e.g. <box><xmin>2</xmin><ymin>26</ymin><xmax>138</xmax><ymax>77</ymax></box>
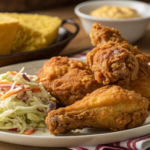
<box><xmin>0</xmin><ymin>4</ymin><xmax>150</xmax><ymax>150</ymax></box>
<box><xmin>0</xmin><ymin>141</ymin><xmax>68</xmax><ymax>150</ymax></box>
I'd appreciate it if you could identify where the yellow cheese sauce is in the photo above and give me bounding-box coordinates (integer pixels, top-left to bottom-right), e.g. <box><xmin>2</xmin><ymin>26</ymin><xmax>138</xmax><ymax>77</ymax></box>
<box><xmin>90</xmin><ymin>6</ymin><xmax>141</xmax><ymax>19</ymax></box>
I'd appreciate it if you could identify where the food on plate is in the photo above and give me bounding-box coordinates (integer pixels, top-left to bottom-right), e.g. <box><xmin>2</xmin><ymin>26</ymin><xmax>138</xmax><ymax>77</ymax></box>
<box><xmin>37</xmin><ymin>56</ymin><xmax>101</xmax><ymax>106</ymax></box>
<box><xmin>128</xmin><ymin>54</ymin><xmax>150</xmax><ymax>109</ymax></box>
<box><xmin>0</xmin><ymin>15</ymin><xmax>18</xmax><ymax>55</ymax></box>
<box><xmin>46</xmin><ymin>85</ymin><xmax>149</xmax><ymax>135</ymax></box>
<box><xmin>90</xmin><ymin>6</ymin><xmax>141</xmax><ymax>19</ymax></box>
<box><xmin>135</xmin><ymin>53</ymin><xmax>150</xmax><ymax>76</ymax></box>
<box><xmin>86</xmin><ymin>45</ymin><xmax>139</xmax><ymax>86</ymax></box>
<box><xmin>89</xmin><ymin>22</ymin><xmax>150</xmax><ymax>108</ymax></box>
<box><xmin>0</xmin><ymin>13</ymin><xmax>62</xmax><ymax>53</ymax></box>
<box><xmin>129</xmin><ymin>70</ymin><xmax>150</xmax><ymax>109</ymax></box>
<box><xmin>90</xmin><ymin>23</ymin><xmax>142</xmax><ymax>55</ymax></box>
<box><xmin>0</xmin><ymin>68</ymin><xmax>56</xmax><ymax>134</ymax></box>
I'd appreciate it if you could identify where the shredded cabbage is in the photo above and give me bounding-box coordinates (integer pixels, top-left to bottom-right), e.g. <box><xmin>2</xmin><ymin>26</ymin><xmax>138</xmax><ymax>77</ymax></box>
<box><xmin>0</xmin><ymin>68</ymin><xmax>56</xmax><ymax>134</ymax></box>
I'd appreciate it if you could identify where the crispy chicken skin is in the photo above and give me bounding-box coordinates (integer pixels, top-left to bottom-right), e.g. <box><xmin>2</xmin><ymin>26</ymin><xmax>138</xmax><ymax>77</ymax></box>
<box><xmin>37</xmin><ymin>56</ymin><xmax>101</xmax><ymax>106</ymax></box>
<box><xmin>128</xmin><ymin>54</ymin><xmax>150</xmax><ymax>108</ymax></box>
<box><xmin>90</xmin><ymin>23</ymin><xmax>141</xmax><ymax>55</ymax></box>
<box><xmin>46</xmin><ymin>85</ymin><xmax>149</xmax><ymax>135</ymax></box>
<box><xmin>90</xmin><ymin>23</ymin><xmax>125</xmax><ymax>46</ymax></box>
<box><xmin>129</xmin><ymin>70</ymin><xmax>150</xmax><ymax>109</ymax></box>
<box><xmin>86</xmin><ymin>45</ymin><xmax>139</xmax><ymax>85</ymax></box>
<box><xmin>136</xmin><ymin>54</ymin><xmax>150</xmax><ymax>76</ymax></box>
<box><xmin>89</xmin><ymin>23</ymin><xmax>150</xmax><ymax>108</ymax></box>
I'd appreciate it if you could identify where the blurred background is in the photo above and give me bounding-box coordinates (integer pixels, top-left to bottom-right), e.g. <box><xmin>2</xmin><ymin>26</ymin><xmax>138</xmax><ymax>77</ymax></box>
<box><xmin>0</xmin><ymin>0</ymin><xmax>149</xmax><ymax>12</ymax></box>
<box><xmin>0</xmin><ymin>0</ymin><xmax>150</xmax><ymax>66</ymax></box>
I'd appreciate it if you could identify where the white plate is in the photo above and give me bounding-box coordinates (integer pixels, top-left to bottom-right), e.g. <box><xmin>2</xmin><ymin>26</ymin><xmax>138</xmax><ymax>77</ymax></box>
<box><xmin>0</xmin><ymin>59</ymin><xmax>149</xmax><ymax>147</ymax></box>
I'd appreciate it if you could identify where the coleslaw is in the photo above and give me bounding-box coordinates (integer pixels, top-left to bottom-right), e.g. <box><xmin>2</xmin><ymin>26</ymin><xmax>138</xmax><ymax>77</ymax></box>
<box><xmin>0</xmin><ymin>68</ymin><xmax>56</xmax><ymax>134</ymax></box>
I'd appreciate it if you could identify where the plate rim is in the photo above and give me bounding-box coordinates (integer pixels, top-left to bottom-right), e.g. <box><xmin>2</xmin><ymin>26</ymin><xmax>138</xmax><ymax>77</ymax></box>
<box><xmin>0</xmin><ymin>121</ymin><xmax>149</xmax><ymax>139</ymax></box>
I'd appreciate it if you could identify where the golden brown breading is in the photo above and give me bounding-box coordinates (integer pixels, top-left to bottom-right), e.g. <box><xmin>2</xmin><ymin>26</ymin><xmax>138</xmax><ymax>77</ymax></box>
<box><xmin>90</xmin><ymin>22</ymin><xmax>125</xmax><ymax>46</ymax></box>
<box><xmin>129</xmin><ymin>70</ymin><xmax>150</xmax><ymax>109</ymax></box>
<box><xmin>37</xmin><ymin>56</ymin><xmax>101</xmax><ymax>106</ymax></box>
<box><xmin>46</xmin><ymin>85</ymin><xmax>149</xmax><ymax>135</ymax></box>
<box><xmin>128</xmin><ymin>54</ymin><xmax>150</xmax><ymax>109</ymax></box>
<box><xmin>136</xmin><ymin>53</ymin><xmax>150</xmax><ymax>76</ymax></box>
<box><xmin>89</xmin><ymin>23</ymin><xmax>150</xmax><ymax>108</ymax></box>
<box><xmin>86</xmin><ymin>45</ymin><xmax>139</xmax><ymax>86</ymax></box>
<box><xmin>90</xmin><ymin>23</ymin><xmax>142</xmax><ymax>55</ymax></box>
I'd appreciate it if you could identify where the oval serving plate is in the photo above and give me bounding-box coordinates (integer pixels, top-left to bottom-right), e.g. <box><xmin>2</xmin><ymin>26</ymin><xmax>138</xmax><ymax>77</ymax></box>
<box><xmin>0</xmin><ymin>58</ymin><xmax>149</xmax><ymax>147</ymax></box>
<box><xmin>0</xmin><ymin>19</ymin><xmax>79</xmax><ymax>67</ymax></box>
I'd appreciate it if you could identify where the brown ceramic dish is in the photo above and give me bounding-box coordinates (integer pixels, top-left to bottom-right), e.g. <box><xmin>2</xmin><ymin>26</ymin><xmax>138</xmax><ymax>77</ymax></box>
<box><xmin>0</xmin><ymin>19</ymin><xmax>79</xmax><ymax>67</ymax></box>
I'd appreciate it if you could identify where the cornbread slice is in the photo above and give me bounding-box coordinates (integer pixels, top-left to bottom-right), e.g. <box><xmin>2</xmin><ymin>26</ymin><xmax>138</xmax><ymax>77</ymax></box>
<box><xmin>3</xmin><ymin>13</ymin><xmax>62</xmax><ymax>53</ymax></box>
<box><xmin>0</xmin><ymin>15</ymin><xmax>18</xmax><ymax>55</ymax></box>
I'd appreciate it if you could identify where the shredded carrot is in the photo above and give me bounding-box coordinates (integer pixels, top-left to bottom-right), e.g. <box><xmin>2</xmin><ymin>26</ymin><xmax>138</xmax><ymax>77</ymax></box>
<box><xmin>10</xmin><ymin>72</ymin><xmax>17</xmax><ymax>76</ymax></box>
<box><xmin>1</xmin><ymin>87</ymin><xmax>41</xmax><ymax>99</ymax></box>
<box><xmin>15</xmin><ymin>82</ymin><xmax>20</xmax><ymax>85</ymax></box>
<box><xmin>32</xmin><ymin>87</ymin><xmax>41</xmax><ymax>92</ymax></box>
<box><xmin>24</xmin><ymin>128</ymin><xmax>35</xmax><ymax>135</ymax></box>
<box><xmin>1</xmin><ymin>89</ymin><xmax>28</xmax><ymax>100</ymax></box>
<box><xmin>0</xmin><ymin>81</ymin><xmax>19</xmax><ymax>85</ymax></box>
<box><xmin>0</xmin><ymin>81</ymin><xmax>12</xmax><ymax>84</ymax></box>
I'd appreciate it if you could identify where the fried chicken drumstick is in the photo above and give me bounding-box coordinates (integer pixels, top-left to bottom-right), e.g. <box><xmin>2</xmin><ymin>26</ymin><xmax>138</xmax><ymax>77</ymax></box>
<box><xmin>37</xmin><ymin>57</ymin><xmax>101</xmax><ymax>106</ymax></box>
<box><xmin>46</xmin><ymin>85</ymin><xmax>149</xmax><ymax>135</ymax></box>
<box><xmin>86</xmin><ymin>45</ymin><xmax>139</xmax><ymax>86</ymax></box>
<box><xmin>90</xmin><ymin>23</ymin><xmax>142</xmax><ymax>55</ymax></box>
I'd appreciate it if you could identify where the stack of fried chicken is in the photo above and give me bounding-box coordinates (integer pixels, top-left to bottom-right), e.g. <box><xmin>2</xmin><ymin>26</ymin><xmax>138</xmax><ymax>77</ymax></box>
<box><xmin>37</xmin><ymin>23</ymin><xmax>150</xmax><ymax>135</ymax></box>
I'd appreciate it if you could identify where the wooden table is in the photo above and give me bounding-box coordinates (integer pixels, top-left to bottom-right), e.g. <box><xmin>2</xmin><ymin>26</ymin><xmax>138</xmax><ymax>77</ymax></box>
<box><xmin>1</xmin><ymin>4</ymin><xmax>150</xmax><ymax>150</ymax></box>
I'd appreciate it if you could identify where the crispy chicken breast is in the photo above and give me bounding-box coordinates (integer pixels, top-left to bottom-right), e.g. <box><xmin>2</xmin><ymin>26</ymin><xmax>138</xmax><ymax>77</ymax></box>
<box><xmin>37</xmin><ymin>56</ymin><xmax>101</xmax><ymax>106</ymax></box>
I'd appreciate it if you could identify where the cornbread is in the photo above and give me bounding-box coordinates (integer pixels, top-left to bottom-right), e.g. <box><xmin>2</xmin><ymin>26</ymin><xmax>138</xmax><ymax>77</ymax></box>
<box><xmin>0</xmin><ymin>15</ymin><xmax>18</xmax><ymax>55</ymax></box>
<box><xmin>2</xmin><ymin>13</ymin><xmax>62</xmax><ymax>53</ymax></box>
<box><xmin>90</xmin><ymin>6</ymin><xmax>141</xmax><ymax>19</ymax></box>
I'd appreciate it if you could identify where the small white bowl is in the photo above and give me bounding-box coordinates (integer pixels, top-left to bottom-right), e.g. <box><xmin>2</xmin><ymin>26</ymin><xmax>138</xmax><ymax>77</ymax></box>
<box><xmin>75</xmin><ymin>1</ymin><xmax>150</xmax><ymax>43</ymax></box>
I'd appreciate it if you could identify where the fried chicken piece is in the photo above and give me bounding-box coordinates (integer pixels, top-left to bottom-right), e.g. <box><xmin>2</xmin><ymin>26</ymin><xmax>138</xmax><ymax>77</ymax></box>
<box><xmin>46</xmin><ymin>85</ymin><xmax>149</xmax><ymax>135</ymax></box>
<box><xmin>86</xmin><ymin>45</ymin><xmax>139</xmax><ymax>86</ymax></box>
<box><xmin>129</xmin><ymin>71</ymin><xmax>150</xmax><ymax>109</ymax></box>
<box><xmin>90</xmin><ymin>23</ymin><xmax>142</xmax><ymax>55</ymax></box>
<box><xmin>136</xmin><ymin>53</ymin><xmax>150</xmax><ymax>76</ymax></box>
<box><xmin>89</xmin><ymin>22</ymin><xmax>150</xmax><ymax>108</ymax></box>
<box><xmin>37</xmin><ymin>56</ymin><xmax>101</xmax><ymax>106</ymax></box>
<box><xmin>128</xmin><ymin>54</ymin><xmax>150</xmax><ymax>109</ymax></box>
<box><xmin>90</xmin><ymin>23</ymin><xmax>125</xmax><ymax>46</ymax></box>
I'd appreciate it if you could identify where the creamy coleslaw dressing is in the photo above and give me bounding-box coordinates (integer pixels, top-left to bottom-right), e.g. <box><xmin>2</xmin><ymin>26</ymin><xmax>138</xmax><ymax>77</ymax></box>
<box><xmin>0</xmin><ymin>68</ymin><xmax>56</xmax><ymax>134</ymax></box>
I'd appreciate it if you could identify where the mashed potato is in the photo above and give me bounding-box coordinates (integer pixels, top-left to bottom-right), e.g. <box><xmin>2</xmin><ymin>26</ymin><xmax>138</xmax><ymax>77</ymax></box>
<box><xmin>90</xmin><ymin>6</ymin><xmax>141</xmax><ymax>19</ymax></box>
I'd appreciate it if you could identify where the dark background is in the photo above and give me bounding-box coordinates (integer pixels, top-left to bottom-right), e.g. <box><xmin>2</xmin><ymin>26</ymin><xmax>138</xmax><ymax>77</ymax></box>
<box><xmin>0</xmin><ymin>0</ymin><xmax>149</xmax><ymax>12</ymax></box>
